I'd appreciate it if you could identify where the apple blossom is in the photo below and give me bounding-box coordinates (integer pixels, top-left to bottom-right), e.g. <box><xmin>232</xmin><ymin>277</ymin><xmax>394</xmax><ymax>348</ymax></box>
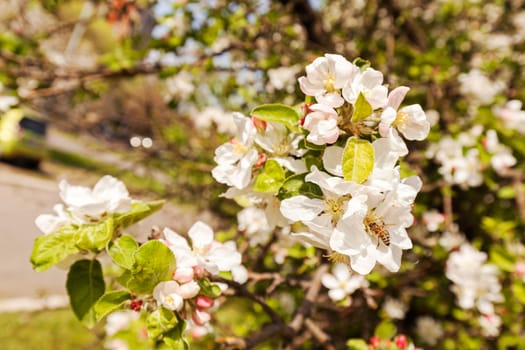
<box><xmin>446</xmin><ymin>243</ymin><xmax>503</xmax><ymax>315</ymax></box>
<box><xmin>342</xmin><ymin>66</ymin><xmax>388</xmax><ymax>109</ymax></box>
<box><xmin>152</xmin><ymin>281</ymin><xmax>185</xmax><ymax>311</ymax></box>
<box><xmin>321</xmin><ymin>262</ymin><xmax>368</xmax><ymax>302</ymax></box>
<box><xmin>162</xmin><ymin>221</ymin><xmax>246</xmax><ymax>283</ymax></box>
<box><xmin>298</xmin><ymin>53</ymin><xmax>357</xmax><ymax>108</ymax></box>
<box><xmin>302</xmin><ymin>103</ymin><xmax>340</xmax><ymax>145</ymax></box>
<box><xmin>58</xmin><ymin>175</ymin><xmax>132</xmax><ymax>222</ymax></box>
<box><xmin>212</xmin><ymin>112</ymin><xmax>259</xmax><ymax>190</ymax></box>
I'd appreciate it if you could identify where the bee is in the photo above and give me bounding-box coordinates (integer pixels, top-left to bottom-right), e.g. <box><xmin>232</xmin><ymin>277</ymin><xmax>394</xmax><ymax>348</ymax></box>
<box><xmin>367</xmin><ymin>220</ymin><xmax>391</xmax><ymax>247</ymax></box>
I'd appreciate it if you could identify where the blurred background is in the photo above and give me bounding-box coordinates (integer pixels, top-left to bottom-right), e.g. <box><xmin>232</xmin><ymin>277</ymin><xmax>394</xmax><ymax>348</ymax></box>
<box><xmin>2</xmin><ymin>0</ymin><xmax>525</xmax><ymax>349</ymax></box>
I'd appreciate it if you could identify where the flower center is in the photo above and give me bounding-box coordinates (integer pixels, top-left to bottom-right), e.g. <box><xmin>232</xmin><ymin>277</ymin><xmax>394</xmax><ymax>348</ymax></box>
<box><xmin>324</xmin><ymin>72</ymin><xmax>336</xmax><ymax>93</ymax></box>
<box><xmin>325</xmin><ymin>198</ymin><xmax>346</xmax><ymax>224</ymax></box>
<box><xmin>164</xmin><ymin>295</ymin><xmax>174</xmax><ymax>304</ymax></box>
<box><xmin>231</xmin><ymin>139</ymin><xmax>247</xmax><ymax>154</ymax></box>
<box><xmin>393</xmin><ymin>111</ymin><xmax>409</xmax><ymax>128</ymax></box>
<box><xmin>327</xmin><ymin>251</ymin><xmax>350</xmax><ymax>265</ymax></box>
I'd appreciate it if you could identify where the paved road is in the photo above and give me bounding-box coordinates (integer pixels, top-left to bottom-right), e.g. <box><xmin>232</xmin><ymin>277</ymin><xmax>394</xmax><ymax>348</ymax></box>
<box><xmin>0</xmin><ymin>162</ymin><xmax>66</xmax><ymax>298</ymax></box>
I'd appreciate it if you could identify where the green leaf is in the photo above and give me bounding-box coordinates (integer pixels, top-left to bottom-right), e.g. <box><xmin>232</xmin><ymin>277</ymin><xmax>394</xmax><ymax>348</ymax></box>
<box><xmin>127</xmin><ymin>241</ymin><xmax>177</xmax><ymax>294</ymax></box>
<box><xmin>374</xmin><ymin>320</ymin><xmax>397</xmax><ymax>340</ymax></box>
<box><xmin>490</xmin><ymin>245</ymin><xmax>516</xmax><ymax>272</ymax></box>
<box><xmin>198</xmin><ymin>278</ymin><xmax>223</xmax><ymax>298</ymax></box>
<box><xmin>351</xmin><ymin>93</ymin><xmax>373</xmax><ymax>123</ymax></box>
<box><xmin>30</xmin><ymin>226</ymin><xmax>80</xmax><ymax>272</ymax></box>
<box><xmin>250</xmin><ymin>104</ymin><xmax>300</xmax><ymax>131</ymax></box>
<box><xmin>108</xmin><ymin>235</ymin><xmax>139</xmax><ymax>270</ymax></box>
<box><xmin>94</xmin><ymin>290</ymin><xmax>131</xmax><ymax>321</ymax></box>
<box><xmin>66</xmin><ymin>259</ymin><xmax>105</xmax><ymax>328</ymax></box>
<box><xmin>75</xmin><ymin>216</ymin><xmax>114</xmax><ymax>252</ymax></box>
<box><xmin>346</xmin><ymin>339</ymin><xmax>368</xmax><ymax>350</ymax></box>
<box><xmin>277</xmin><ymin>173</ymin><xmax>323</xmax><ymax>200</ymax></box>
<box><xmin>147</xmin><ymin>306</ymin><xmax>179</xmax><ymax>340</ymax></box>
<box><xmin>114</xmin><ymin>200</ymin><xmax>165</xmax><ymax>232</ymax></box>
<box><xmin>512</xmin><ymin>282</ymin><xmax>525</xmax><ymax>304</ymax></box>
<box><xmin>253</xmin><ymin>159</ymin><xmax>286</xmax><ymax>193</ymax></box>
<box><xmin>163</xmin><ymin>321</ymin><xmax>189</xmax><ymax>350</ymax></box>
<box><xmin>342</xmin><ymin>137</ymin><xmax>374</xmax><ymax>183</ymax></box>
<box><xmin>353</xmin><ymin>57</ymin><xmax>371</xmax><ymax>69</ymax></box>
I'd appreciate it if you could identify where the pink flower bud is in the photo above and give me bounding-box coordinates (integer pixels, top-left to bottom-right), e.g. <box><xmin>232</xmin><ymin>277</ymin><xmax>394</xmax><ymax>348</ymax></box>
<box><xmin>196</xmin><ymin>295</ymin><xmax>214</xmax><ymax>309</ymax></box>
<box><xmin>395</xmin><ymin>334</ymin><xmax>408</xmax><ymax>349</ymax></box>
<box><xmin>193</xmin><ymin>265</ymin><xmax>205</xmax><ymax>279</ymax></box>
<box><xmin>251</xmin><ymin>117</ymin><xmax>267</xmax><ymax>131</ymax></box>
<box><xmin>173</xmin><ymin>267</ymin><xmax>194</xmax><ymax>283</ymax></box>
<box><xmin>369</xmin><ymin>336</ymin><xmax>381</xmax><ymax>346</ymax></box>
<box><xmin>514</xmin><ymin>261</ymin><xmax>525</xmax><ymax>277</ymax></box>
<box><xmin>192</xmin><ymin>309</ymin><xmax>211</xmax><ymax>326</ymax></box>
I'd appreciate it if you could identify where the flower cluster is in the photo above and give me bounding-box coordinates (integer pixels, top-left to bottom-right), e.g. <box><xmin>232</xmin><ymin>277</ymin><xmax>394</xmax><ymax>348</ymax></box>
<box><xmin>212</xmin><ymin>53</ymin><xmax>429</xmax><ymax>275</ymax></box>
<box><xmin>35</xmin><ymin>175</ymin><xmax>133</xmax><ymax>234</ymax></box>
<box><xmin>445</xmin><ymin>243</ymin><xmax>503</xmax><ymax>336</ymax></box>
<box><xmin>427</xmin><ymin>125</ymin><xmax>516</xmax><ymax>188</ymax></box>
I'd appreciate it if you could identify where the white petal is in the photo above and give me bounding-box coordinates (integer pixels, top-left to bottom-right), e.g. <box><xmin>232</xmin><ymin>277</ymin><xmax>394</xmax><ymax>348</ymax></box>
<box><xmin>323</xmin><ymin>146</ymin><xmax>344</xmax><ymax>177</ymax></box>
<box><xmin>188</xmin><ymin>221</ymin><xmax>215</xmax><ymax>248</ymax></box>
<box><xmin>321</xmin><ymin>273</ymin><xmax>339</xmax><ymax>289</ymax></box>
<box><xmin>280</xmin><ymin>196</ymin><xmax>325</xmax><ymax>222</ymax></box>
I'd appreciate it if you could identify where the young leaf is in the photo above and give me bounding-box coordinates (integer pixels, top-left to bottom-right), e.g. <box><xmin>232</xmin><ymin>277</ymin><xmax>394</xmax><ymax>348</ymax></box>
<box><xmin>277</xmin><ymin>173</ymin><xmax>323</xmax><ymax>200</ymax></box>
<box><xmin>108</xmin><ymin>235</ymin><xmax>139</xmax><ymax>270</ymax></box>
<box><xmin>351</xmin><ymin>93</ymin><xmax>373</xmax><ymax>123</ymax></box>
<box><xmin>146</xmin><ymin>306</ymin><xmax>179</xmax><ymax>340</ymax></box>
<box><xmin>75</xmin><ymin>216</ymin><xmax>114</xmax><ymax>252</ymax></box>
<box><xmin>94</xmin><ymin>290</ymin><xmax>131</xmax><ymax>321</ymax></box>
<box><xmin>253</xmin><ymin>159</ymin><xmax>286</xmax><ymax>193</ymax></box>
<box><xmin>114</xmin><ymin>200</ymin><xmax>165</xmax><ymax>232</ymax></box>
<box><xmin>30</xmin><ymin>226</ymin><xmax>80</xmax><ymax>272</ymax></box>
<box><xmin>163</xmin><ymin>319</ymin><xmax>189</xmax><ymax>350</ymax></box>
<box><xmin>342</xmin><ymin>137</ymin><xmax>374</xmax><ymax>183</ymax></box>
<box><xmin>374</xmin><ymin>320</ymin><xmax>397</xmax><ymax>340</ymax></box>
<box><xmin>127</xmin><ymin>240</ymin><xmax>177</xmax><ymax>294</ymax></box>
<box><xmin>66</xmin><ymin>259</ymin><xmax>105</xmax><ymax>328</ymax></box>
<box><xmin>250</xmin><ymin>104</ymin><xmax>300</xmax><ymax>131</ymax></box>
<box><xmin>347</xmin><ymin>339</ymin><xmax>368</xmax><ymax>350</ymax></box>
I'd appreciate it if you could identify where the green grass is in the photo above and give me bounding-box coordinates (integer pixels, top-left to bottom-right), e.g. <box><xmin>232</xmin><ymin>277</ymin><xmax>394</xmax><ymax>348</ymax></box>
<box><xmin>0</xmin><ymin>308</ymin><xmax>104</xmax><ymax>350</ymax></box>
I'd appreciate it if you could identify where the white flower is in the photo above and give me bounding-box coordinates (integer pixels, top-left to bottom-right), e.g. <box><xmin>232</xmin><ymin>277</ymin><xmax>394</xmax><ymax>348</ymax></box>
<box><xmin>105</xmin><ymin>310</ymin><xmax>139</xmax><ymax>336</ymax></box>
<box><xmin>446</xmin><ymin>243</ymin><xmax>504</xmax><ymax>314</ymax></box>
<box><xmin>415</xmin><ymin>316</ymin><xmax>443</xmax><ymax>346</ymax></box>
<box><xmin>321</xmin><ymin>263</ymin><xmax>368</xmax><ymax>302</ymax></box>
<box><xmin>268</xmin><ymin>65</ymin><xmax>301</xmax><ymax>91</ymax></box>
<box><xmin>237</xmin><ymin>206</ymin><xmax>272</xmax><ymax>246</ymax></box>
<box><xmin>280</xmin><ymin>166</ymin><xmax>358</xmax><ymax>250</ymax></box>
<box><xmin>212</xmin><ymin>113</ymin><xmax>259</xmax><ymax>190</ymax></box>
<box><xmin>303</xmin><ymin>104</ymin><xmax>340</xmax><ymax>145</ymax></box>
<box><xmin>422</xmin><ymin>210</ymin><xmax>445</xmax><ymax>232</ymax></box>
<box><xmin>35</xmin><ymin>204</ymin><xmax>70</xmax><ymax>234</ymax></box>
<box><xmin>458</xmin><ymin>69</ymin><xmax>504</xmax><ymax>105</ymax></box>
<box><xmin>58</xmin><ymin>175</ymin><xmax>132</xmax><ymax>223</ymax></box>
<box><xmin>0</xmin><ymin>95</ymin><xmax>18</xmax><ymax>112</ymax></box>
<box><xmin>342</xmin><ymin>67</ymin><xmax>388</xmax><ymax>109</ymax></box>
<box><xmin>153</xmin><ymin>281</ymin><xmax>185</xmax><ymax>311</ymax></box>
<box><xmin>298</xmin><ymin>54</ymin><xmax>357</xmax><ymax>108</ymax></box>
<box><xmin>165</xmin><ymin>71</ymin><xmax>194</xmax><ymax>100</ymax></box>
<box><xmin>162</xmin><ymin>221</ymin><xmax>246</xmax><ymax>282</ymax></box>
<box><xmin>379</xmin><ymin>104</ymin><xmax>430</xmax><ymax>141</ymax></box>
<box><xmin>382</xmin><ymin>296</ymin><xmax>407</xmax><ymax>320</ymax></box>
<box><xmin>493</xmin><ymin>100</ymin><xmax>525</xmax><ymax>133</ymax></box>
<box><xmin>479</xmin><ymin>313</ymin><xmax>502</xmax><ymax>337</ymax></box>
